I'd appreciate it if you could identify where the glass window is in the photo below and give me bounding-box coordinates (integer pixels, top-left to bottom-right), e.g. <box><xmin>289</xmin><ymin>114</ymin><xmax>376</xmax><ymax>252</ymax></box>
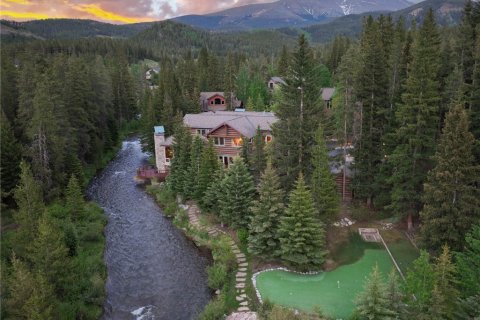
<box><xmin>232</xmin><ymin>137</ymin><xmax>243</xmax><ymax>146</ymax></box>
<box><xmin>265</xmin><ymin>135</ymin><xmax>273</xmax><ymax>143</ymax></box>
<box><xmin>214</xmin><ymin>137</ymin><xmax>225</xmax><ymax>146</ymax></box>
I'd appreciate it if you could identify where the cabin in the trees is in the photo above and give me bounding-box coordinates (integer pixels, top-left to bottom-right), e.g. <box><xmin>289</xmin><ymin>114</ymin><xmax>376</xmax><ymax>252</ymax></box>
<box><xmin>145</xmin><ymin>67</ymin><xmax>160</xmax><ymax>80</ymax></box>
<box><xmin>200</xmin><ymin>92</ymin><xmax>243</xmax><ymax>111</ymax></box>
<box><xmin>268</xmin><ymin>76</ymin><xmax>286</xmax><ymax>90</ymax></box>
<box><xmin>155</xmin><ymin>111</ymin><xmax>278</xmax><ymax>170</ymax></box>
<box><xmin>321</xmin><ymin>87</ymin><xmax>335</xmax><ymax>109</ymax></box>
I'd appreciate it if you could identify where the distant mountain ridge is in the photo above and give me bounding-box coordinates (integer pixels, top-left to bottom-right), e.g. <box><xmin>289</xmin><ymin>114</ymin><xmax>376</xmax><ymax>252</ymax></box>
<box><xmin>173</xmin><ymin>0</ymin><xmax>413</xmax><ymax>30</ymax></box>
<box><xmin>0</xmin><ymin>0</ymin><xmax>468</xmax><ymax>45</ymax></box>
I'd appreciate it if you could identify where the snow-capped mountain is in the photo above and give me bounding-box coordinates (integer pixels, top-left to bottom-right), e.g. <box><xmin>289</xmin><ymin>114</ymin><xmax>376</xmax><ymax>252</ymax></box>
<box><xmin>173</xmin><ymin>0</ymin><xmax>413</xmax><ymax>30</ymax></box>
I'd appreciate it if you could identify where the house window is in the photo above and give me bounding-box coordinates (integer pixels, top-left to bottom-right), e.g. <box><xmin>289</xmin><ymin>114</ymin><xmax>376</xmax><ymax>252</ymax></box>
<box><xmin>214</xmin><ymin>137</ymin><xmax>225</xmax><ymax>146</ymax></box>
<box><xmin>221</xmin><ymin>100</ymin><xmax>225</xmax><ymax>104</ymax></box>
<box><xmin>269</xmin><ymin>82</ymin><xmax>274</xmax><ymax>89</ymax></box>
<box><xmin>326</xmin><ymin>100</ymin><xmax>332</xmax><ymax>109</ymax></box>
<box><xmin>232</xmin><ymin>137</ymin><xmax>243</xmax><ymax>147</ymax></box>
<box><xmin>214</xmin><ymin>98</ymin><xmax>222</xmax><ymax>105</ymax></box>
<box><xmin>165</xmin><ymin>147</ymin><xmax>173</xmax><ymax>163</ymax></box>
<box><xmin>211</xmin><ymin>100</ymin><xmax>214</xmax><ymax>104</ymax></box>
<box><xmin>196</xmin><ymin>129</ymin><xmax>207</xmax><ymax>135</ymax></box>
<box><xmin>265</xmin><ymin>135</ymin><xmax>273</xmax><ymax>143</ymax></box>
<box><xmin>219</xmin><ymin>155</ymin><xmax>234</xmax><ymax>167</ymax></box>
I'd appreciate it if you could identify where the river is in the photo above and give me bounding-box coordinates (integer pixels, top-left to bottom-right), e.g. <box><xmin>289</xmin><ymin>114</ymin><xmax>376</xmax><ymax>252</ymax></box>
<box><xmin>87</xmin><ymin>138</ymin><xmax>211</xmax><ymax>320</ymax></box>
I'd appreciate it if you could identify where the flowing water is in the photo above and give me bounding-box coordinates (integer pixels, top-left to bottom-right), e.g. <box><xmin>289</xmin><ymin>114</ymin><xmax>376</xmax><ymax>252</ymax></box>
<box><xmin>87</xmin><ymin>138</ymin><xmax>210</xmax><ymax>320</ymax></box>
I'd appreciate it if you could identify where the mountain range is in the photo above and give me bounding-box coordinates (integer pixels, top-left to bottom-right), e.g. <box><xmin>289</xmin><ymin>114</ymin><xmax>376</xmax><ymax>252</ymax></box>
<box><xmin>0</xmin><ymin>0</ymin><xmax>468</xmax><ymax>44</ymax></box>
<box><xmin>174</xmin><ymin>0</ymin><xmax>413</xmax><ymax>30</ymax></box>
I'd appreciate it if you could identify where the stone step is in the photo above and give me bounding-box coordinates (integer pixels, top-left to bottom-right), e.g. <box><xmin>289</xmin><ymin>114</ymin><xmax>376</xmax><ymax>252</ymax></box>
<box><xmin>238</xmin><ymin>262</ymin><xmax>248</xmax><ymax>267</ymax></box>
<box><xmin>235</xmin><ymin>283</ymin><xmax>245</xmax><ymax>289</ymax></box>
<box><xmin>237</xmin><ymin>307</ymin><xmax>250</xmax><ymax>312</ymax></box>
<box><xmin>236</xmin><ymin>296</ymin><xmax>245</xmax><ymax>302</ymax></box>
<box><xmin>238</xmin><ymin>267</ymin><xmax>247</xmax><ymax>272</ymax></box>
<box><xmin>236</xmin><ymin>272</ymin><xmax>247</xmax><ymax>277</ymax></box>
<box><xmin>236</xmin><ymin>277</ymin><xmax>246</xmax><ymax>282</ymax></box>
<box><xmin>239</xmin><ymin>301</ymin><xmax>249</xmax><ymax>306</ymax></box>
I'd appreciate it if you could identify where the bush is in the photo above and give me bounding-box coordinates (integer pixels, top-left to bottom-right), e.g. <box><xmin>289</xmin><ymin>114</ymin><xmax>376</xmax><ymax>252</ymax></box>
<box><xmin>211</xmin><ymin>236</ymin><xmax>236</xmax><ymax>271</ymax></box>
<box><xmin>207</xmin><ymin>263</ymin><xmax>228</xmax><ymax>290</ymax></box>
<box><xmin>237</xmin><ymin>228</ymin><xmax>248</xmax><ymax>246</ymax></box>
<box><xmin>199</xmin><ymin>295</ymin><xmax>227</xmax><ymax>320</ymax></box>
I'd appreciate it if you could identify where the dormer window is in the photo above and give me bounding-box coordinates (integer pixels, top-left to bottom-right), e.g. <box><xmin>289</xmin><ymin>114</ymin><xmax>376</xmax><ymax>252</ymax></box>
<box><xmin>214</xmin><ymin>137</ymin><xmax>225</xmax><ymax>146</ymax></box>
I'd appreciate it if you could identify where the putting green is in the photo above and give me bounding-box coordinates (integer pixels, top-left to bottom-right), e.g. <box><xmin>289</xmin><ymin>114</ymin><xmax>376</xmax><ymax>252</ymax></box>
<box><xmin>255</xmin><ymin>234</ymin><xmax>417</xmax><ymax>319</ymax></box>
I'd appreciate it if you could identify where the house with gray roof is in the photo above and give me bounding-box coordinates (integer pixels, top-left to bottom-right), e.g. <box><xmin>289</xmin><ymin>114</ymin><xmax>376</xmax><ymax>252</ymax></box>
<box><xmin>154</xmin><ymin>111</ymin><xmax>278</xmax><ymax>170</ymax></box>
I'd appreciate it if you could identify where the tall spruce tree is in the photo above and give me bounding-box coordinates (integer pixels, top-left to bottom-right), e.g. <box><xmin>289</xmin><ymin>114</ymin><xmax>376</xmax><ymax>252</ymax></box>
<box><xmin>250</xmin><ymin>127</ymin><xmax>266</xmax><ymax>183</ymax></box>
<box><xmin>13</xmin><ymin>161</ymin><xmax>45</xmax><ymax>259</ymax></box>
<box><xmin>23</xmin><ymin>272</ymin><xmax>57</xmax><ymax>320</ymax></box>
<box><xmin>184</xmin><ymin>135</ymin><xmax>204</xmax><ymax>199</ymax></box>
<box><xmin>388</xmin><ymin>10</ymin><xmax>441</xmax><ymax>228</ymax></box>
<box><xmin>431</xmin><ymin>245</ymin><xmax>458</xmax><ymax>319</ymax></box>
<box><xmin>201</xmin><ymin>167</ymin><xmax>225</xmax><ymax>213</ymax></box>
<box><xmin>354</xmin><ymin>264</ymin><xmax>394</xmax><ymax>320</ymax></box>
<box><xmin>272</xmin><ymin>34</ymin><xmax>323</xmax><ymax>190</ymax></box>
<box><xmin>6</xmin><ymin>254</ymin><xmax>37</xmax><ymax>319</ymax></box>
<box><xmin>218</xmin><ymin>157</ymin><xmax>256</xmax><ymax>229</ymax></box>
<box><xmin>353</xmin><ymin>16</ymin><xmax>390</xmax><ymax>207</ymax></box>
<box><xmin>196</xmin><ymin>139</ymin><xmax>220</xmax><ymax>202</ymax></box>
<box><xmin>386</xmin><ymin>269</ymin><xmax>406</xmax><ymax>319</ymax></box>
<box><xmin>278</xmin><ymin>173</ymin><xmax>327</xmax><ymax>270</ymax></box>
<box><xmin>0</xmin><ymin>111</ymin><xmax>21</xmax><ymax>203</ymax></box>
<box><xmin>420</xmin><ymin>104</ymin><xmax>479</xmax><ymax>251</ymax></box>
<box><xmin>310</xmin><ymin>125</ymin><xmax>339</xmax><ymax>219</ymax></box>
<box><xmin>248</xmin><ymin>162</ymin><xmax>284</xmax><ymax>258</ymax></box>
<box><xmin>65</xmin><ymin>175</ymin><xmax>85</xmax><ymax>221</ymax></box>
<box><xmin>28</xmin><ymin>213</ymin><xmax>69</xmax><ymax>292</ymax></box>
<box><xmin>167</xmin><ymin>124</ymin><xmax>192</xmax><ymax>195</ymax></box>
<box><xmin>404</xmin><ymin>250</ymin><xmax>435</xmax><ymax>315</ymax></box>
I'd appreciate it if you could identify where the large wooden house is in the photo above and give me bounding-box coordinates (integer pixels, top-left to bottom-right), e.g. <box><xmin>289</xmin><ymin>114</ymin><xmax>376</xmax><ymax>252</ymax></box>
<box><xmin>154</xmin><ymin>111</ymin><xmax>278</xmax><ymax>170</ymax></box>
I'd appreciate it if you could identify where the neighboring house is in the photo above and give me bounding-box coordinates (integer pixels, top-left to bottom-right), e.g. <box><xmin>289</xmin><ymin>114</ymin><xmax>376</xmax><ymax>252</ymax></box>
<box><xmin>268</xmin><ymin>76</ymin><xmax>286</xmax><ymax>90</ymax></box>
<box><xmin>155</xmin><ymin>110</ymin><xmax>278</xmax><ymax>170</ymax></box>
<box><xmin>145</xmin><ymin>67</ymin><xmax>160</xmax><ymax>80</ymax></box>
<box><xmin>321</xmin><ymin>87</ymin><xmax>335</xmax><ymax>109</ymax></box>
<box><xmin>200</xmin><ymin>92</ymin><xmax>243</xmax><ymax>111</ymax></box>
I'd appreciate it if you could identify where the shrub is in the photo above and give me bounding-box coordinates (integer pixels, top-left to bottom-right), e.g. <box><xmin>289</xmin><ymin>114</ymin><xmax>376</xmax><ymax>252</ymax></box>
<box><xmin>198</xmin><ymin>295</ymin><xmax>227</xmax><ymax>320</ymax></box>
<box><xmin>237</xmin><ymin>228</ymin><xmax>248</xmax><ymax>246</ymax></box>
<box><xmin>207</xmin><ymin>263</ymin><xmax>228</xmax><ymax>290</ymax></box>
<box><xmin>211</xmin><ymin>236</ymin><xmax>236</xmax><ymax>271</ymax></box>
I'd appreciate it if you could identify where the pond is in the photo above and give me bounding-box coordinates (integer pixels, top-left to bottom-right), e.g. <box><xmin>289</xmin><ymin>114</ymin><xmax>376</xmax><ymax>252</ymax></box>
<box><xmin>255</xmin><ymin>232</ymin><xmax>418</xmax><ymax>319</ymax></box>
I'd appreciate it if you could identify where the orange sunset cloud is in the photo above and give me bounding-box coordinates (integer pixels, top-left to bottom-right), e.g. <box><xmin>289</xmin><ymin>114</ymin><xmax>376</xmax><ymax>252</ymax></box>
<box><xmin>0</xmin><ymin>0</ymin><xmax>273</xmax><ymax>24</ymax></box>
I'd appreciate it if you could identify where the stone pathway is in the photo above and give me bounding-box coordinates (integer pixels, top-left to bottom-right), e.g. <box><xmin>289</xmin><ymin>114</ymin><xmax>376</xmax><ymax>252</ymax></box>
<box><xmin>186</xmin><ymin>203</ymin><xmax>254</xmax><ymax>314</ymax></box>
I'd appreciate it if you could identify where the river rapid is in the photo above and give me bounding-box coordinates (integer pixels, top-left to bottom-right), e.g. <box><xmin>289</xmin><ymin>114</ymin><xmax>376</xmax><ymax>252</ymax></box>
<box><xmin>87</xmin><ymin>138</ymin><xmax>210</xmax><ymax>320</ymax></box>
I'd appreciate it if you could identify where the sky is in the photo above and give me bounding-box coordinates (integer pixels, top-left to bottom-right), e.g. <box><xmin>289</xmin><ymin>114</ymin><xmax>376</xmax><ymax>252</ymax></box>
<box><xmin>0</xmin><ymin>0</ymin><xmax>273</xmax><ymax>24</ymax></box>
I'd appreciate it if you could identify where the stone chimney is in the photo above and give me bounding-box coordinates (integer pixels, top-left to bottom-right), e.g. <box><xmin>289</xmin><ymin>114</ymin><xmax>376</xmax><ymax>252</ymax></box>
<box><xmin>154</xmin><ymin>126</ymin><xmax>166</xmax><ymax>171</ymax></box>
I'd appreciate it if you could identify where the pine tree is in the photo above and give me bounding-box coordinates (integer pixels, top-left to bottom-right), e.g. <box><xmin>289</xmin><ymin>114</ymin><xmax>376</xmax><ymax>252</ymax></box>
<box><xmin>278</xmin><ymin>173</ymin><xmax>327</xmax><ymax>270</ymax></box>
<box><xmin>388</xmin><ymin>10</ymin><xmax>441</xmax><ymax>228</ymax></box>
<box><xmin>0</xmin><ymin>111</ymin><xmax>21</xmax><ymax>202</ymax></box>
<box><xmin>248</xmin><ymin>162</ymin><xmax>285</xmax><ymax>258</ymax></box>
<box><xmin>197</xmin><ymin>139</ymin><xmax>220</xmax><ymax>202</ymax></box>
<box><xmin>184</xmin><ymin>135</ymin><xmax>204</xmax><ymax>199</ymax></box>
<box><xmin>23</xmin><ymin>272</ymin><xmax>57</xmax><ymax>320</ymax></box>
<box><xmin>310</xmin><ymin>125</ymin><xmax>339</xmax><ymax>219</ymax></box>
<box><xmin>420</xmin><ymin>104</ymin><xmax>479</xmax><ymax>251</ymax></box>
<box><xmin>167</xmin><ymin>124</ymin><xmax>192</xmax><ymax>195</ymax></box>
<box><xmin>272</xmin><ymin>35</ymin><xmax>323</xmax><ymax>190</ymax></box>
<box><xmin>201</xmin><ymin>167</ymin><xmax>225</xmax><ymax>213</ymax></box>
<box><xmin>277</xmin><ymin>46</ymin><xmax>289</xmax><ymax>77</ymax></box>
<box><xmin>353</xmin><ymin>16</ymin><xmax>390</xmax><ymax>207</ymax></box>
<box><xmin>218</xmin><ymin>157</ymin><xmax>256</xmax><ymax>229</ymax></box>
<box><xmin>386</xmin><ymin>269</ymin><xmax>406</xmax><ymax>319</ymax></box>
<box><xmin>65</xmin><ymin>175</ymin><xmax>85</xmax><ymax>221</ymax></box>
<box><xmin>404</xmin><ymin>250</ymin><xmax>435</xmax><ymax>314</ymax></box>
<box><xmin>455</xmin><ymin>224</ymin><xmax>480</xmax><ymax>297</ymax></box>
<box><xmin>250</xmin><ymin>127</ymin><xmax>266</xmax><ymax>183</ymax></box>
<box><xmin>354</xmin><ymin>264</ymin><xmax>394</xmax><ymax>320</ymax></box>
<box><xmin>12</xmin><ymin>161</ymin><xmax>45</xmax><ymax>259</ymax></box>
<box><xmin>6</xmin><ymin>254</ymin><xmax>37</xmax><ymax>319</ymax></box>
<box><xmin>28</xmin><ymin>213</ymin><xmax>69</xmax><ymax>291</ymax></box>
<box><xmin>432</xmin><ymin>245</ymin><xmax>458</xmax><ymax>318</ymax></box>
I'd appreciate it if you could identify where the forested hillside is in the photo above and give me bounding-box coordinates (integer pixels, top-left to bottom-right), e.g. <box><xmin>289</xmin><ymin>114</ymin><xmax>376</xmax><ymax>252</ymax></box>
<box><xmin>1</xmin><ymin>0</ymin><xmax>479</xmax><ymax>318</ymax></box>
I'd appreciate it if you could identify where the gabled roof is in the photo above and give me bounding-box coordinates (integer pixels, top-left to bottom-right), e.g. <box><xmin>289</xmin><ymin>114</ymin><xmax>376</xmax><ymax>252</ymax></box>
<box><xmin>269</xmin><ymin>77</ymin><xmax>286</xmax><ymax>85</ymax></box>
<box><xmin>321</xmin><ymin>88</ymin><xmax>335</xmax><ymax>101</ymax></box>
<box><xmin>184</xmin><ymin>111</ymin><xmax>278</xmax><ymax>139</ymax></box>
<box><xmin>200</xmin><ymin>92</ymin><xmax>225</xmax><ymax>101</ymax></box>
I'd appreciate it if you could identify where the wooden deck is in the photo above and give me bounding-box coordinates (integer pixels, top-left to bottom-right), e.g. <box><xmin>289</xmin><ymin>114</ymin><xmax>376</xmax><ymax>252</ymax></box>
<box><xmin>135</xmin><ymin>166</ymin><xmax>169</xmax><ymax>182</ymax></box>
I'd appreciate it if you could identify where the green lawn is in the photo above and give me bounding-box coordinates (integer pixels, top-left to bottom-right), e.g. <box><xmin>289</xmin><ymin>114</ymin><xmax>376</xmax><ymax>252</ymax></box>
<box><xmin>255</xmin><ymin>233</ymin><xmax>418</xmax><ymax>319</ymax></box>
